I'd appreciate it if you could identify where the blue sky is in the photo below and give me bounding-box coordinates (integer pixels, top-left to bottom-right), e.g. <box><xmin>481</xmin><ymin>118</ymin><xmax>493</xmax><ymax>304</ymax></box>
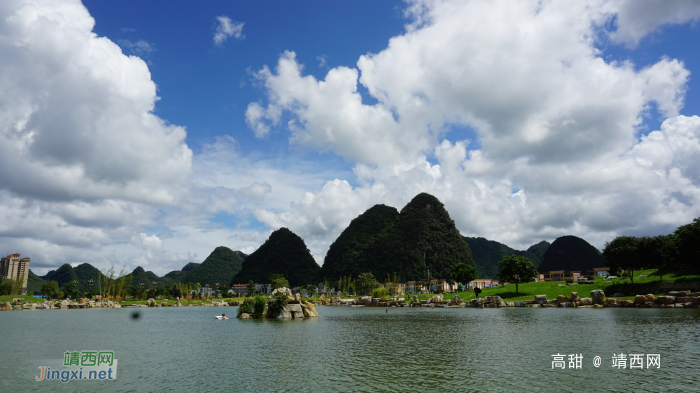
<box><xmin>3</xmin><ymin>0</ymin><xmax>700</xmax><ymax>275</ymax></box>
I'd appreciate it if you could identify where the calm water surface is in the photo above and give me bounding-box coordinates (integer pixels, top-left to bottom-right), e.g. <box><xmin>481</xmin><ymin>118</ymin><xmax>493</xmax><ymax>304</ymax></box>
<box><xmin>1</xmin><ymin>306</ymin><xmax>699</xmax><ymax>392</ymax></box>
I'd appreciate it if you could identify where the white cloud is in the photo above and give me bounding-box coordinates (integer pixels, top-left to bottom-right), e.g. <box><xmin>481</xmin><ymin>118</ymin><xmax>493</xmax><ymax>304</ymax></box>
<box><xmin>245</xmin><ymin>0</ymin><xmax>700</xmax><ymax>260</ymax></box>
<box><xmin>611</xmin><ymin>0</ymin><xmax>700</xmax><ymax>46</ymax></box>
<box><xmin>213</xmin><ymin>16</ymin><xmax>244</xmax><ymax>45</ymax></box>
<box><xmin>317</xmin><ymin>55</ymin><xmax>327</xmax><ymax>68</ymax></box>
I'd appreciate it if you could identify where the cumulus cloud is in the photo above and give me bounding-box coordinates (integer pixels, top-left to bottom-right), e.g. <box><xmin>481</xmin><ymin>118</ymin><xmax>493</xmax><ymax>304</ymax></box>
<box><xmin>247</xmin><ymin>0</ymin><xmax>700</xmax><ymax>259</ymax></box>
<box><xmin>213</xmin><ymin>16</ymin><xmax>244</xmax><ymax>45</ymax></box>
<box><xmin>611</xmin><ymin>0</ymin><xmax>700</xmax><ymax>46</ymax></box>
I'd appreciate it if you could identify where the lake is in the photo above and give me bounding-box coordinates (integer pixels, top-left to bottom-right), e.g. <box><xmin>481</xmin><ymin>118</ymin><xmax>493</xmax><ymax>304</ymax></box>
<box><xmin>1</xmin><ymin>306</ymin><xmax>699</xmax><ymax>392</ymax></box>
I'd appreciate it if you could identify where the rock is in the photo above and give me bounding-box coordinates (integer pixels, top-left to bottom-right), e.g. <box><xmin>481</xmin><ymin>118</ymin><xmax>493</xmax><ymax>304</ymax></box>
<box><xmin>606</xmin><ymin>298</ymin><xmax>617</xmax><ymax>305</ymax></box>
<box><xmin>534</xmin><ymin>295</ymin><xmax>548</xmax><ymax>304</ymax></box>
<box><xmin>643</xmin><ymin>294</ymin><xmax>655</xmax><ymax>302</ymax></box>
<box><xmin>289</xmin><ymin>293</ymin><xmax>302</xmax><ymax>304</ymax></box>
<box><xmin>633</xmin><ymin>295</ymin><xmax>645</xmax><ymax>304</ymax></box>
<box><xmin>61</xmin><ymin>299</ymin><xmax>70</xmax><ymax>307</ymax></box>
<box><xmin>147</xmin><ymin>298</ymin><xmax>156</xmax><ymax>307</ymax></box>
<box><xmin>529</xmin><ymin>304</ymin><xmax>541</xmax><ymax>308</ymax></box>
<box><xmin>590</xmin><ymin>290</ymin><xmax>606</xmax><ymax>305</ymax></box>
<box><xmin>506</xmin><ymin>302</ymin><xmax>514</xmax><ymax>307</ymax></box>
<box><xmin>485</xmin><ymin>303</ymin><xmax>497</xmax><ymax>308</ymax></box>
<box><xmin>684</xmin><ymin>302</ymin><xmax>695</xmax><ymax>308</ymax></box>
<box><xmin>161</xmin><ymin>302</ymin><xmax>168</xmax><ymax>307</ymax></box>
<box><xmin>655</xmin><ymin>296</ymin><xmax>676</xmax><ymax>304</ymax></box>
<box><xmin>579</xmin><ymin>297</ymin><xmax>592</xmax><ymax>305</ymax></box>
<box><xmin>482</xmin><ymin>295</ymin><xmax>503</xmax><ymax>304</ymax></box>
<box><xmin>558</xmin><ymin>302</ymin><xmax>569</xmax><ymax>307</ymax></box>
<box><xmin>556</xmin><ymin>295</ymin><xmax>569</xmax><ymax>305</ymax></box>
<box><xmin>427</xmin><ymin>295</ymin><xmax>443</xmax><ymax>304</ymax></box>
<box><xmin>238</xmin><ymin>313</ymin><xmax>251</xmax><ymax>319</ymax></box>
<box><xmin>176</xmin><ymin>297</ymin><xmax>182</xmax><ymax>307</ymax></box>
<box><xmin>593</xmin><ymin>304</ymin><xmax>603</xmax><ymax>308</ymax></box>
<box><xmin>288</xmin><ymin>304</ymin><xmax>304</xmax><ymax>318</ymax></box>
<box><xmin>612</xmin><ymin>293</ymin><xmax>625</xmax><ymax>297</ymax></box>
<box><xmin>661</xmin><ymin>304</ymin><xmax>675</xmax><ymax>308</ymax></box>
<box><xmin>569</xmin><ymin>292</ymin><xmax>579</xmax><ymax>302</ymax></box>
<box><xmin>668</xmin><ymin>290</ymin><xmax>691</xmax><ymax>297</ymax></box>
<box><xmin>1</xmin><ymin>302</ymin><xmax>13</xmax><ymax>311</ymax></box>
<box><xmin>79</xmin><ymin>298</ymin><xmax>90</xmax><ymax>305</ymax></box>
<box><xmin>619</xmin><ymin>300</ymin><xmax>633</xmax><ymax>306</ymax></box>
<box><xmin>449</xmin><ymin>295</ymin><xmax>462</xmax><ymax>305</ymax></box>
<box><xmin>113</xmin><ymin>303</ymin><xmax>121</xmax><ymax>309</ymax></box>
<box><xmin>301</xmin><ymin>302</ymin><xmax>318</xmax><ymax>317</ymax></box>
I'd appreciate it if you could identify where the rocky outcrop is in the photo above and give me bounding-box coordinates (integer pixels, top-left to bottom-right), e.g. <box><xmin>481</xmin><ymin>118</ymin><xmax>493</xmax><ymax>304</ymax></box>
<box><xmin>591</xmin><ymin>290</ymin><xmax>605</xmax><ymax>305</ymax></box>
<box><xmin>655</xmin><ymin>296</ymin><xmax>676</xmax><ymax>305</ymax></box>
<box><xmin>1</xmin><ymin>302</ymin><xmax>12</xmax><ymax>311</ymax></box>
<box><xmin>534</xmin><ymin>295</ymin><xmax>547</xmax><ymax>304</ymax></box>
<box><xmin>579</xmin><ymin>297</ymin><xmax>592</xmax><ymax>305</ymax></box>
<box><xmin>301</xmin><ymin>302</ymin><xmax>318</xmax><ymax>317</ymax></box>
<box><xmin>147</xmin><ymin>298</ymin><xmax>156</xmax><ymax>307</ymax></box>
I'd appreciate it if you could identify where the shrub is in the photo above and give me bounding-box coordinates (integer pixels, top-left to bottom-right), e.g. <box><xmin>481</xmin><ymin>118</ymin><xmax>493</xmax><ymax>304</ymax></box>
<box><xmin>238</xmin><ymin>299</ymin><xmax>253</xmax><ymax>315</ymax></box>
<box><xmin>268</xmin><ymin>291</ymin><xmax>288</xmax><ymax>312</ymax></box>
<box><xmin>252</xmin><ymin>295</ymin><xmax>267</xmax><ymax>318</ymax></box>
<box><xmin>372</xmin><ymin>287</ymin><xmax>388</xmax><ymax>299</ymax></box>
<box><xmin>564</xmin><ymin>279</ymin><xmax>574</xmax><ymax>284</ymax></box>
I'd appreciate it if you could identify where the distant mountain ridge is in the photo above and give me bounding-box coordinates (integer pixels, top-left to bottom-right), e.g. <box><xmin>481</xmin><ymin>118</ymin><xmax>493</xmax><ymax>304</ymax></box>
<box><xmin>538</xmin><ymin>235</ymin><xmax>605</xmax><ymax>273</ymax></box>
<box><xmin>463</xmin><ymin>237</ymin><xmax>545</xmax><ymax>279</ymax></box>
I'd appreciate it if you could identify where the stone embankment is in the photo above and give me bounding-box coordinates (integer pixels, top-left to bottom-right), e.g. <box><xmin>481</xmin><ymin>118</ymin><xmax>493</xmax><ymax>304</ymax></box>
<box><xmin>0</xmin><ymin>296</ymin><xmax>246</xmax><ymax>311</ymax></box>
<box><xmin>237</xmin><ymin>287</ymin><xmax>319</xmax><ymax>320</ymax></box>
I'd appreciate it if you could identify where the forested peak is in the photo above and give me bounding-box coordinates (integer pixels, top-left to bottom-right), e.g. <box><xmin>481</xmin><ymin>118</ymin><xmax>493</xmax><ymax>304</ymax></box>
<box><xmin>181</xmin><ymin>262</ymin><xmax>199</xmax><ymax>272</ymax></box>
<box><xmin>527</xmin><ymin>240</ymin><xmax>551</xmax><ymax>261</ymax></box>
<box><xmin>401</xmin><ymin>193</ymin><xmax>445</xmax><ymax>213</ymax></box>
<box><xmin>538</xmin><ymin>235</ymin><xmax>604</xmax><ymax>273</ymax></box>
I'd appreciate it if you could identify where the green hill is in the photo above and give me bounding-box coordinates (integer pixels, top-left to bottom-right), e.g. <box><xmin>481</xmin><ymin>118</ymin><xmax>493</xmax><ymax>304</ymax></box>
<box><xmin>538</xmin><ymin>235</ymin><xmax>605</xmax><ymax>273</ymax></box>
<box><xmin>181</xmin><ymin>246</ymin><xmax>244</xmax><ymax>286</ymax></box>
<box><xmin>27</xmin><ymin>270</ymin><xmax>45</xmax><ymax>293</ymax></box>
<box><xmin>231</xmin><ymin>228</ymin><xmax>320</xmax><ymax>287</ymax></box>
<box><xmin>181</xmin><ymin>262</ymin><xmax>200</xmax><ymax>272</ymax></box>
<box><xmin>527</xmin><ymin>240</ymin><xmax>550</xmax><ymax>261</ymax></box>
<box><xmin>321</xmin><ymin>204</ymin><xmax>400</xmax><ymax>279</ymax></box>
<box><xmin>47</xmin><ymin>264</ymin><xmax>79</xmax><ymax>289</ymax></box>
<box><xmin>326</xmin><ymin>193</ymin><xmax>475</xmax><ymax>282</ymax></box>
<box><xmin>463</xmin><ymin>237</ymin><xmax>542</xmax><ymax>279</ymax></box>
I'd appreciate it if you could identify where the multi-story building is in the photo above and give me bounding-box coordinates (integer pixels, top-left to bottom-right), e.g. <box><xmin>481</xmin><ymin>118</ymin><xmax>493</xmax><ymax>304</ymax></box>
<box><xmin>1</xmin><ymin>253</ymin><xmax>31</xmax><ymax>293</ymax></box>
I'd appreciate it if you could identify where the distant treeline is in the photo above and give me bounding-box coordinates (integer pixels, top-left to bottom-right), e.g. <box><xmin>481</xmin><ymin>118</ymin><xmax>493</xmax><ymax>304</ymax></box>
<box><xmin>603</xmin><ymin>218</ymin><xmax>700</xmax><ymax>283</ymax></box>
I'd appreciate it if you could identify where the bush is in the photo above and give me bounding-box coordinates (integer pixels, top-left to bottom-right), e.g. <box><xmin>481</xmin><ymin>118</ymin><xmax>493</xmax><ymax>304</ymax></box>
<box><xmin>252</xmin><ymin>295</ymin><xmax>267</xmax><ymax>318</ymax></box>
<box><xmin>239</xmin><ymin>299</ymin><xmax>253</xmax><ymax>315</ymax></box>
<box><xmin>371</xmin><ymin>287</ymin><xmax>388</xmax><ymax>299</ymax></box>
<box><xmin>564</xmin><ymin>279</ymin><xmax>574</xmax><ymax>284</ymax></box>
<box><xmin>268</xmin><ymin>291</ymin><xmax>288</xmax><ymax>312</ymax></box>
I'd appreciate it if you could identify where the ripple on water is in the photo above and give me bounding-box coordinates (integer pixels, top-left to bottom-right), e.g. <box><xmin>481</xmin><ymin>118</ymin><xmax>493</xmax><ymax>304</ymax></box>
<box><xmin>1</xmin><ymin>306</ymin><xmax>699</xmax><ymax>392</ymax></box>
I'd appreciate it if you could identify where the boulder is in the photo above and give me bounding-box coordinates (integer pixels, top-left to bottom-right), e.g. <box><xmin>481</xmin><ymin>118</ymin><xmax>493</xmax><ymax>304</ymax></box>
<box><xmin>176</xmin><ymin>297</ymin><xmax>182</xmax><ymax>307</ymax></box>
<box><xmin>301</xmin><ymin>302</ymin><xmax>318</xmax><ymax>317</ymax></box>
<box><xmin>643</xmin><ymin>294</ymin><xmax>655</xmax><ymax>303</ymax></box>
<box><xmin>289</xmin><ymin>293</ymin><xmax>302</xmax><ymax>304</ymax></box>
<box><xmin>449</xmin><ymin>295</ymin><xmax>462</xmax><ymax>305</ymax></box>
<box><xmin>633</xmin><ymin>295</ymin><xmax>645</xmax><ymax>304</ymax></box>
<box><xmin>556</xmin><ymin>295</ymin><xmax>569</xmax><ymax>305</ymax></box>
<box><xmin>161</xmin><ymin>302</ymin><xmax>168</xmax><ymax>307</ymax></box>
<box><xmin>590</xmin><ymin>290</ymin><xmax>606</xmax><ymax>305</ymax></box>
<box><xmin>534</xmin><ymin>295</ymin><xmax>548</xmax><ymax>304</ymax></box>
<box><xmin>147</xmin><ymin>298</ymin><xmax>156</xmax><ymax>307</ymax></box>
<box><xmin>288</xmin><ymin>304</ymin><xmax>304</xmax><ymax>318</ymax></box>
<box><xmin>238</xmin><ymin>313</ymin><xmax>251</xmax><ymax>319</ymax></box>
<box><xmin>570</xmin><ymin>292</ymin><xmax>579</xmax><ymax>302</ymax></box>
<box><xmin>668</xmin><ymin>290</ymin><xmax>691</xmax><ymax>297</ymax></box>
<box><xmin>1</xmin><ymin>302</ymin><xmax>13</xmax><ymax>311</ymax></box>
<box><xmin>482</xmin><ymin>296</ymin><xmax>503</xmax><ymax>304</ymax></box>
<box><xmin>606</xmin><ymin>298</ymin><xmax>617</xmax><ymax>305</ymax></box>
<box><xmin>619</xmin><ymin>300</ymin><xmax>633</xmax><ymax>306</ymax></box>
<box><xmin>427</xmin><ymin>295</ymin><xmax>443</xmax><ymax>304</ymax></box>
<box><xmin>113</xmin><ymin>303</ymin><xmax>121</xmax><ymax>309</ymax></box>
<box><xmin>79</xmin><ymin>298</ymin><xmax>90</xmax><ymax>305</ymax></box>
<box><xmin>61</xmin><ymin>299</ymin><xmax>71</xmax><ymax>307</ymax></box>
<box><xmin>579</xmin><ymin>297</ymin><xmax>592</xmax><ymax>305</ymax></box>
<box><xmin>655</xmin><ymin>296</ymin><xmax>676</xmax><ymax>304</ymax></box>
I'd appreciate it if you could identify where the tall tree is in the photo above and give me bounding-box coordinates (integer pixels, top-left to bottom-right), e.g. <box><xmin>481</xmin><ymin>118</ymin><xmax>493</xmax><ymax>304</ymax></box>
<box><xmin>602</xmin><ymin>236</ymin><xmax>640</xmax><ymax>284</ymax></box>
<box><xmin>497</xmin><ymin>255</ymin><xmax>538</xmax><ymax>295</ymax></box>
<box><xmin>674</xmin><ymin>217</ymin><xmax>700</xmax><ymax>274</ymax></box>
<box><xmin>452</xmin><ymin>263</ymin><xmax>478</xmax><ymax>288</ymax></box>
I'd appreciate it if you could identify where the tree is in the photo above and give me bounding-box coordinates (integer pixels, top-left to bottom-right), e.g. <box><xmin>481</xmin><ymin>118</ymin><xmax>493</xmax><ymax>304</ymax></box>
<box><xmin>452</xmin><ymin>263</ymin><xmax>478</xmax><ymax>289</ymax></box>
<box><xmin>246</xmin><ymin>280</ymin><xmax>255</xmax><ymax>297</ymax></box>
<box><xmin>270</xmin><ymin>275</ymin><xmax>289</xmax><ymax>290</ymax></box>
<box><xmin>637</xmin><ymin>235</ymin><xmax>675</xmax><ymax>282</ymax></box>
<box><xmin>497</xmin><ymin>255</ymin><xmax>538</xmax><ymax>295</ymax></box>
<box><xmin>64</xmin><ymin>281</ymin><xmax>77</xmax><ymax>299</ymax></box>
<box><xmin>357</xmin><ymin>272</ymin><xmax>379</xmax><ymax>295</ymax></box>
<box><xmin>0</xmin><ymin>280</ymin><xmax>12</xmax><ymax>296</ymax></box>
<box><xmin>675</xmin><ymin>217</ymin><xmax>700</xmax><ymax>273</ymax></box>
<box><xmin>603</xmin><ymin>236</ymin><xmax>640</xmax><ymax>284</ymax></box>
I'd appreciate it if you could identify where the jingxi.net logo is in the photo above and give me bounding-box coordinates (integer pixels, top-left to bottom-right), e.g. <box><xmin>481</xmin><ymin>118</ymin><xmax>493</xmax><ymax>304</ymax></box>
<box><xmin>35</xmin><ymin>350</ymin><xmax>118</xmax><ymax>383</ymax></box>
